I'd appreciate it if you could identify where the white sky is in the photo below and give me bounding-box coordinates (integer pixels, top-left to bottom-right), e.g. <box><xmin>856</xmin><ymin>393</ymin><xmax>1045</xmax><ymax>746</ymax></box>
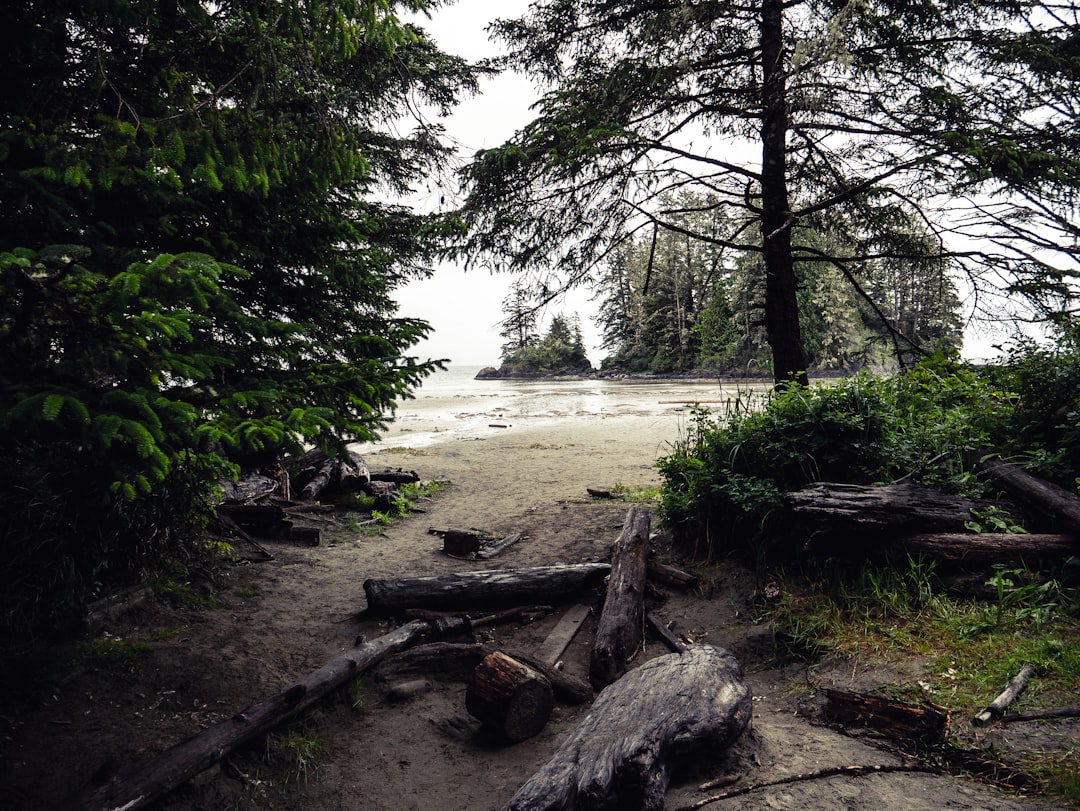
<box><xmin>396</xmin><ymin>1</ymin><xmax>1014</xmax><ymax>366</ymax></box>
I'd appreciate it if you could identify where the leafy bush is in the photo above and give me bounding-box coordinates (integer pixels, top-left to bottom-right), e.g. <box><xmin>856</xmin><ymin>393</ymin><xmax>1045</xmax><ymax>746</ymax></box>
<box><xmin>657</xmin><ymin>351</ymin><xmax>1016</xmax><ymax>562</ymax></box>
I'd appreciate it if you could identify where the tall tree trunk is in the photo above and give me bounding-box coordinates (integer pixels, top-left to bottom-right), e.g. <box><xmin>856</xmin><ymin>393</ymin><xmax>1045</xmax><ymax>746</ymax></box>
<box><xmin>760</xmin><ymin>0</ymin><xmax>809</xmax><ymax>387</ymax></box>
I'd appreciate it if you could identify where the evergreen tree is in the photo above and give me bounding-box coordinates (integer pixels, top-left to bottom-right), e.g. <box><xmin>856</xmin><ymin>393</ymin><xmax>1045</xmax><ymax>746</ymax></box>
<box><xmin>0</xmin><ymin>0</ymin><xmax>478</xmax><ymax>646</ymax></box>
<box><xmin>459</xmin><ymin>0</ymin><xmax>1080</xmax><ymax>385</ymax></box>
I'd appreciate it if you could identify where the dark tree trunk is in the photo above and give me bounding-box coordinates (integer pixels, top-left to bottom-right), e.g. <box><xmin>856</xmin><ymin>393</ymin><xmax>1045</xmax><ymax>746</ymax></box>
<box><xmin>590</xmin><ymin>506</ymin><xmax>651</xmax><ymax>690</ymax></box>
<box><xmin>824</xmin><ymin>689</ymin><xmax>948</xmax><ymax>744</ymax></box>
<box><xmin>500</xmin><ymin>646</ymin><xmax>752</xmax><ymax>811</ymax></box>
<box><xmin>362</xmin><ymin>563</ymin><xmax>611</xmax><ymax>616</ymax></box>
<box><xmin>75</xmin><ymin>617</ymin><xmax>467</xmax><ymax>811</ymax></box>
<box><xmin>759</xmin><ymin>0</ymin><xmax>808</xmax><ymax>388</ymax></box>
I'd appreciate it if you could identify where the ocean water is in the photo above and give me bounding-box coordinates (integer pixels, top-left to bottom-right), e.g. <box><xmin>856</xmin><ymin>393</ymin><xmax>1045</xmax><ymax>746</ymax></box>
<box><xmin>358</xmin><ymin>364</ymin><xmax>769</xmax><ymax>451</ymax></box>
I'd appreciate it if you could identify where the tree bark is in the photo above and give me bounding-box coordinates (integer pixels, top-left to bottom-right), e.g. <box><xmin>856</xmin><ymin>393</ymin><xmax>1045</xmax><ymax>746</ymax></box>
<box><xmin>466</xmin><ymin>651</ymin><xmax>555</xmax><ymax>741</ymax></box>
<box><xmin>786</xmin><ymin>482</ymin><xmax>1005</xmax><ymax>538</ymax></box>
<box><xmin>894</xmin><ymin>532</ymin><xmax>1076</xmax><ymax>567</ymax></box>
<box><xmin>363</xmin><ymin>563</ymin><xmax>610</xmax><ymax>616</ymax></box>
<box><xmin>75</xmin><ymin>616</ymin><xmax>467</xmax><ymax>811</ymax></box>
<box><xmin>501</xmin><ymin>646</ymin><xmax>752</xmax><ymax>811</ymax></box>
<box><xmin>590</xmin><ymin>506</ymin><xmax>651</xmax><ymax>689</ymax></box>
<box><xmin>977</xmin><ymin>457</ymin><xmax>1080</xmax><ymax>534</ymax></box>
<box><xmin>759</xmin><ymin>0</ymin><xmax>808</xmax><ymax>388</ymax></box>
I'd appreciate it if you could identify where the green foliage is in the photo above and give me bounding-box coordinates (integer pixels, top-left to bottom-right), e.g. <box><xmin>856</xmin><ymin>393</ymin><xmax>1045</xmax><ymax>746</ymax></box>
<box><xmin>500</xmin><ymin>312</ymin><xmax>592</xmax><ymax>373</ymax></box>
<box><xmin>658</xmin><ymin>353</ymin><xmax>1017</xmax><ymax>561</ymax></box>
<box><xmin>0</xmin><ymin>0</ymin><xmax>480</xmax><ymax>653</ymax></box>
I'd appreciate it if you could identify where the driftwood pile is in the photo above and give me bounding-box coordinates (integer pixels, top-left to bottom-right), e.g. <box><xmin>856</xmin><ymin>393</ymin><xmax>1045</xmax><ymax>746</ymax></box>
<box><xmin>75</xmin><ymin>504</ymin><xmax>751</xmax><ymax>811</ymax></box>
<box><xmin>214</xmin><ymin>447</ymin><xmax>423</xmax><ymax>554</ymax></box>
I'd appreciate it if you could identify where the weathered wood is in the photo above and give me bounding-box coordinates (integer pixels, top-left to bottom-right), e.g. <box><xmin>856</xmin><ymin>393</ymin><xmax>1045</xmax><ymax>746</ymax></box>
<box><xmin>466</xmin><ymin>651</ymin><xmax>555</xmax><ymax>741</ymax></box>
<box><xmin>75</xmin><ymin>617</ymin><xmax>467</xmax><ymax>811</ymax></box>
<box><xmin>999</xmin><ymin>705</ymin><xmax>1080</xmax><ymax>724</ymax></box>
<box><xmin>590</xmin><ymin>506</ymin><xmax>651</xmax><ymax>689</ymax></box>
<box><xmin>220</xmin><ymin>472</ymin><xmax>277</xmax><ymax>504</ymax></box>
<box><xmin>443</xmin><ymin>529</ymin><xmax>484</xmax><ymax>557</ymax></box>
<box><xmin>501</xmin><ymin>646</ymin><xmax>752</xmax><ymax>811</ymax></box>
<box><xmin>645</xmin><ymin>612</ymin><xmax>686</xmax><ymax>653</ymax></box>
<box><xmin>824</xmin><ymin>688</ymin><xmax>949</xmax><ymax>743</ymax></box>
<box><xmin>370</xmin><ymin>468</ymin><xmax>420</xmax><ymax>484</ymax></box>
<box><xmin>977</xmin><ymin>457</ymin><xmax>1080</xmax><ymax>534</ymax></box>
<box><xmin>476</xmin><ymin>532</ymin><xmax>525</xmax><ymax>559</ymax></box>
<box><xmin>363</xmin><ymin>563</ymin><xmax>611</xmax><ymax>616</ymax></box>
<box><xmin>375</xmin><ymin>642</ymin><xmax>592</xmax><ymax>705</ymax></box>
<box><xmin>647</xmin><ymin>559</ymin><xmax>699</xmax><ymax>590</ymax></box>
<box><xmin>973</xmin><ymin>663</ymin><xmax>1036</xmax><ymax>726</ymax></box>
<box><xmin>300</xmin><ymin>458</ymin><xmax>335</xmax><ymax>501</ymax></box>
<box><xmin>400</xmin><ymin>605</ymin><xmax>554</xmax><ymax>628</ymax></box>
<box><xmin>536</xmin><ymin>604</ymin><xmax>592</xmax><ymax>667</ymax></box>
<box><xmin>895</xmin><ymin>532</ymin><xmax>1076</xmax><ymax>567</ymax></box>
<box><xmin>334</xmin><ymin>452</ymin><xmax>371</xmax><ymax>493</ymax></box>
<box><xmin>217</xmin><ymin>503</ymin><xmax>287</xmax><ymax>527</ymax></box>
<box><xmin>363</xmin><ymin>479</ymin><xmax>400</xmax><ymax>511</ymax></box>
<box><xmin>785</xmin><ymin>482</ymin><xmax>1003</xmax><ymax>535</ymax></box>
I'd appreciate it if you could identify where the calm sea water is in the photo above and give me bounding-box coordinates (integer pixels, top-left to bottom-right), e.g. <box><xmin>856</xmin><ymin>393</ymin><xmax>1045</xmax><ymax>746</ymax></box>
<box><xmin>358</xmin><ymin>364</ymin><xmax>769</xmax><ymax>450</ymax></box>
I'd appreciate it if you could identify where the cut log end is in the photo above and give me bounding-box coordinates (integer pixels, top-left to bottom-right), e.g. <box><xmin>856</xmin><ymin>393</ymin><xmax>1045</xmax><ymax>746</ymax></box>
<box><xmin>466</xmin><ymin>651</ymin><xmax>555</xmax><ymax>742</ymax></box>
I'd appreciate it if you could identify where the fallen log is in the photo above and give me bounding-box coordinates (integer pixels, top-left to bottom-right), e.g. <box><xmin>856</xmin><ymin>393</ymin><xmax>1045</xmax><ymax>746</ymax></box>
<box><xmin>786</xmin><ymin>481</ymin><xmax>1010</xmax><ymax>552</ymax></box>
<box><xmin>466</xmin><ymin>651</ymin><xmax>555</xmax><ymax>741</ymax></box>
<box><xmin>370</xmin><ymin>468</ymin><xmax>420</xmax><ymax>484</ymax></box>
<box><xmin>977</xmin><ymin>457</ymin><xmax>1080</xmax><ymax>534</ymax></box>
<box><xmin>476</xmin><ymin>532</ymin><xmax>525</xmax><ymax>560</ymax></box>
<box><xmin>75</xmin><ymin>616</ymin><xmax>467</xmax><ymax>811</ymax></box>
<box><xmin>501</xmin><ymin>646</ymin><xmax>752</xmax><ymax>811</ymax></box>
<box><xmin>824</xmin><ymin>688</ymin><xmax>949</xmax><ymax>744</ymax></box>
<box><xmin>363</xmin><ymin>563</ymin><xmax>611</xmax><ymax>616</ymax></box>
<box><xmin>999</xmin><ymin>705</ymin><xmax>1080</xmax><ymax>724</ymax></box>
<box><xmin>811</xmin><ymin>530</ymin><xmax>1078</xmax><ymax>568</ymax></box>
<box><xmin>375</xmin><ymin>641</ymin><xmax>592</xmax><ymax>705</ymax></box>
<box><xmin>590</xmin><ymin>506</ymin><xmax>651</xmax><ymax>689</ymax></box>
<box><xmin>973</xmin><ymin>663</ymin><xmax>1036</xmax><ymax>726</ymax></box>
<box><xmin>647</xmin><ymin>559</ymin><xmax>699</xmax><ymax>590</ymax></box>
<box><xmin>645</xmin><ymin>612</ymin><xmax>686</xmax><ymax>653</ymax></box>
<box><xmin>300</xmin><ymin>458</ymin><xmax>335</xmax><ymax>501</ymax></box>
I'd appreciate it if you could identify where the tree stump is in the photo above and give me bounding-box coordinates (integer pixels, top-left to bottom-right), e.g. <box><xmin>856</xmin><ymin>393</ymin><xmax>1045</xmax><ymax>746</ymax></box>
<box><xmin>466</xmin><ymin>651</ymin><xmax>555</xmax><ymax>741</ymax></box>
<box><xmin>501</xmin><ymin>645</ymin><xmax>752</xmax><ymax>811</ymax></box>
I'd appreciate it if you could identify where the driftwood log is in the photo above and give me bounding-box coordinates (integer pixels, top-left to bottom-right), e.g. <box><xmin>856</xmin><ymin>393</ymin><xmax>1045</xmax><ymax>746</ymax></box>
<box><xmin>893</xmin><ymin>532</ymin><xmax>1077</xmax><ymax>568</ymax></box>
<box><xmin>786</xmin><ymin>482</ymin><xmax>1004</xmax><ymax>537</ymax></box>
<box><xmin>75</xmin><ymin>616</ymin><xmax>467</xmax><ymax>811</ymax></box>
<box><xmin>501</xmin><ymin>646</ymin><xmax>751</xmax><ymax>811</ymax></box>
<box><xmin>363</xmin><ymin>563</ymin><xmax>610</xmax><ymax>616</ymax></box>
<box><xmin>977</xmin><ymin>457</ymin><xmax>1080</xmax><ymax>534</ymax></box>
<box><xmin>590</xmin><ymin>506</ymin><xmax>651</xmax><ymax>690</ymax></box>
<box><xmin>973</xmin><ymin>663</ymin><xmax>1036</xmax><ymax>726</ymax></box>
<box><xmin>466</xmin><ymin>651</ymin><xmax>555</xmax><ymax>741</ymax></box>
<box><xmin>647</xmin><ymin>559</ymin><xmax>699</xmax><ymax>590</ymax></box>
<box><xmin>374</xmin><ymin>641</ymin><xmax>592</xmax><ymax>705</ymax></box>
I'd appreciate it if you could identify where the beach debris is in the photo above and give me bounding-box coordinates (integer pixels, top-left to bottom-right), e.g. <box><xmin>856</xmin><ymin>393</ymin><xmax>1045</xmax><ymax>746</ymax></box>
<box><xmin>362</xmin><ymin>563</ymin><xmax>611</xmax><ymax>616</ymax></box>
<box><xmin>499</xmin><ymin>646</ymin><xmax>752</xmax><ymax>811</ymax></box>
<box><xmin>375</xmin><ymin>641</ymin><xmax>592</xmax><ymax>706</ymax></box>
<box><xmin>466</xmin><ymin>651</ymin><xmax>555</xmax><ymax>741</ymax></box>
<box><xmin>824</xmin><ymin>688</ymin><xmax>949</xmax><ymax>743</ymax></box>
<box><xmin>74</xmin><ymin>616</ymin><xmax>469</xmax><ymax>811</ymax></box>
<box><xmin>590</xmin><ymin>506</ymin><xmax>651</xmax><ymax>690</ymax></box>
<box><xmin>400</xmin><ymin>605</ymin><xmax>555</xmax><ymax>628</ymax></box>
<box><xmin>646</xmin><ymin>558</ymin><xmax>699</xmax><ymax>590</ymax></box>
<box><xmin>975</xmin><ymin>456</ymin><xmax>1080</xmax><ymax>534</ymax></box>
<box><xmin>645</xmin><ymin>612</ymin><xmax>686</xmax><ymax>653</ymax></box>
<box><xmin>431</xmin><ymin>527</ymin><xmax>526</xmax><ymax>559</ymax></box>
<box><xmin>973</xmin><ymin>663</ymin><xmax>1036</xmax><ymax>726</ymax></box>
<box><xmin>536</xmin><ymin>604</ymin><xmax>592</xmax><ymax>667</ymax></box>
<box><xmin>586</xmin><ymin>487</ymin><xmax>616</xmax><ymax>499</ymax></box>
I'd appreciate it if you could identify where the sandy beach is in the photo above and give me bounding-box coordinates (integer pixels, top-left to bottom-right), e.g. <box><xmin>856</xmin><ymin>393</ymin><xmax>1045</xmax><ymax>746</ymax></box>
<box><xmin>4</xmin><ymin>412</ymin><xmax>1070</xmax><ymax>811</ymax></box>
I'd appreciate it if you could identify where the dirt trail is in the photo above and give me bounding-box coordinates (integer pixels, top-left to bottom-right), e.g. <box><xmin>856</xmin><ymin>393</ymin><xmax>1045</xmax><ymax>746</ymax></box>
<box><xmin>2</xmin><ymin>417</ymin><xmax>1070</xmax><ymax>810</ymax></box>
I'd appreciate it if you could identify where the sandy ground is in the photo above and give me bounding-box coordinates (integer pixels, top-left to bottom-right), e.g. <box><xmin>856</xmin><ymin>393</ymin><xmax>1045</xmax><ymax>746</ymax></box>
<box><xmin>2</xmin><ymin>414</ymin><xmax>1074</xmax><ymax>810</ymax></box>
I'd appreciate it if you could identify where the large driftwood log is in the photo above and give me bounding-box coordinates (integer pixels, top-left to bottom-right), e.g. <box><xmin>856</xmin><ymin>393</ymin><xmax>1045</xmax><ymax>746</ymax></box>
<box><xmin>785</xmin><ymin>482</ymin><xmax>1001</xmax><ymax>535</ymax></box>
<box><xmin>363</xmin><ymin>563</ymin><xmax>610</xmax><ymax>616</ymax></box>
<box><xmin>895</xmin><ymin>532</ymin><xmax>1077</xmax><ymax>567</ymax></box>
<box><xmin>590</xmin><ymin>506</ymin><xmax>651</xmax><ymax>689</ymax></box>
<box><xmin>501</xmin><ymin>646</ymin><xmax>752</xmax><ymax>811</ymax></box>
<box><xmin>75</xmin><ymin>616</ymin><xmax>467</xmax><ymax>811</ymax></box>
<box><xmin>977</xmin><ymin>457</ymin><xmax>1080</xmax><ymax>534</ymax></box>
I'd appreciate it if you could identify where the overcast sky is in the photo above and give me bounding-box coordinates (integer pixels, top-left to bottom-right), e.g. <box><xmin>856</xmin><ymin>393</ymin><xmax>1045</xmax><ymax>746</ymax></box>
<box><xmin>393</xmin><ymin>0</ymin><xmax>605</xmax><ymax>367</ymax></box>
